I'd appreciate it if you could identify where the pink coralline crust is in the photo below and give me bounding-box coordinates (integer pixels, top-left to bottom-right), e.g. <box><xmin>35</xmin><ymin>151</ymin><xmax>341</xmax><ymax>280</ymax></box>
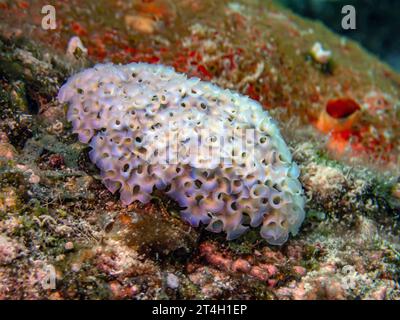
<box><xmin>292</xmin><ymin>266</ymin><xmax>307</xmax><ymax>277</ymax></box>
<box><xmin>198</xmin><ymin>241</ymin><xmax>282</xmax><ymax>283</ymax></box>
<box><xmin>231</xmin><ymin>259</ymin><xmax>251</xmax><ymax>273</ymax></box>
<box><xmin>249</xmin><ymin>266</ymin><xmax>269</xmax><ymax>281</ymax></box>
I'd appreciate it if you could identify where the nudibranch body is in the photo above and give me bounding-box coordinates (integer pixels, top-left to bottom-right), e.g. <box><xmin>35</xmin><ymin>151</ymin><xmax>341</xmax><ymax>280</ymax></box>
<box><xmin>58</xmin><ymin>63</ymin><xmax>305</xmax><ymax>245</ymax></box>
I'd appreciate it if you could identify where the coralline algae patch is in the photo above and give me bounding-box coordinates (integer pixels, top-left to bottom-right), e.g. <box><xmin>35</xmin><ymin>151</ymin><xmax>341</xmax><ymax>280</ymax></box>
<box><xmin>58</xmin><ymin>62</ymin><xmax>305</xmax><ymax>245</ymax></box>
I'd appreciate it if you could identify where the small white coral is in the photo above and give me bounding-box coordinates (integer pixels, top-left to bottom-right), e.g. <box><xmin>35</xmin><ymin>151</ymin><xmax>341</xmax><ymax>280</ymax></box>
<box><xmin>66</xmin><ymin>36</ymin><xmax>88</xmax><ymax>57</ymax></box>
<box><xmin>58</xmin><ymin>63</ymin><xmax>305</xmax><ymax>245</ymax></box>
<box><xmin>310</xmin><ymin>42</ymin><xmax>332</xmax><ymax>64</ymax></box>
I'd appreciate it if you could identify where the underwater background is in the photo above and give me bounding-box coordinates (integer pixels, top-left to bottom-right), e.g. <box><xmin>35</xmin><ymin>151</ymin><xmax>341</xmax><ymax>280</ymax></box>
<box><xmin>278</xmin><ymin>0</ymin><xmax>400</xmax><ymax>71</ymax></box>
<box><xmin>0</xmin><ymin>0</ymin><xmax>399</xmax><ymax>300</ymax></box>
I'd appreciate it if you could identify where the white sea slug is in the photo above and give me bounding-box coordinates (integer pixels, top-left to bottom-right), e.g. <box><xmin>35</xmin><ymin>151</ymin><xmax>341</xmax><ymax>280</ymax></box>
<box><xmin>58</xmin><ymin>63</ymin><xmax>305</xmax><ymax>245</ymax></box>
